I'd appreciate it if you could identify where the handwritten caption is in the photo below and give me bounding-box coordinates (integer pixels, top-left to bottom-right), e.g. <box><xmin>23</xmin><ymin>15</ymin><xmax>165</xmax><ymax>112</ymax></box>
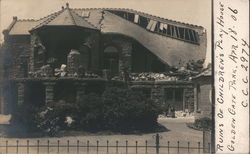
<box><xmin>215</xmin><ymin>0</ymin><xmax>249</xmax><ymax>153</ymax></box>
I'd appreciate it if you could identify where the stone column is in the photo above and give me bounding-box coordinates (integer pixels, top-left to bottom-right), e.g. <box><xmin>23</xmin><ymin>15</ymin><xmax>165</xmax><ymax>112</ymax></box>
<box><xmin>75</xmin><ymin>82</ymin><xmax>86</xmax><ymax>103</ymax></box>
<box><xmin>151</xmin><ymin>84</ymin><xmax>164</xmax><ymax>104</ymax></box>
<box><xmin>17</xmin><ymin>82</ymin><xmax>25</xmax><ymax>105</ymax></box>
<box><xmin>44</xmin><ymin>82</ymin><xmax>56</xmax><ymax>104</ymax></box>
<box><xmin>67</xmin><ymin>50</ymin><xmax>81</xmax><ymax>77</ymax></box>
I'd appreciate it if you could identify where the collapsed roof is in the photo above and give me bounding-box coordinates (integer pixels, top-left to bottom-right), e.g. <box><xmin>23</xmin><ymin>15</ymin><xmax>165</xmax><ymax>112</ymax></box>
<box><xmin>3</xmin><ymin>3</ymin><xmax>207</xmax><ymax>67</ymax></box>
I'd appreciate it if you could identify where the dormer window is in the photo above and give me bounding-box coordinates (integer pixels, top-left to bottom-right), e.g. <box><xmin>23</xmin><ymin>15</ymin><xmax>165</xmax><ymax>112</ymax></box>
<box><xmin>81</xmin><ymin>11</ymin><xmax>90</xmax><ymax>17</ymax></box>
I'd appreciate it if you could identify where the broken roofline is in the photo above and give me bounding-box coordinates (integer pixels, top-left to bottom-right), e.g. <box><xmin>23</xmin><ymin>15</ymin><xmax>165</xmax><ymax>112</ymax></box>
<box><xmin>98</xmin><ymin>8</ymin><xmax>204</xmax><ymax>29</ymax></box>
<box><xmin>3</xmin><ymin>4</ymin><xmax>204</xmax><ymax>35</ymax></box>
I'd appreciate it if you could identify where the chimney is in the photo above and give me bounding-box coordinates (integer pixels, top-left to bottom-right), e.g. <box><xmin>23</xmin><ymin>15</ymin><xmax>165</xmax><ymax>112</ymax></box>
<box><xmin>13</xmin><ymin>16</ymin><xmax>17</xmax><ymax>21</ymax></box>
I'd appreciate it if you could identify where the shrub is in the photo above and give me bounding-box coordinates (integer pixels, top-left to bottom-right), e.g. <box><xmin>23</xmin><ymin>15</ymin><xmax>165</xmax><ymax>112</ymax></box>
<box><xmin>77</xmin><ymin>93</ymin><xmax>104</xmax><ymax>131</ymax></box>
<box><xmin>193</xmin><ymin>117</ymin><xmax>212</xmax><ymax>130</ymax></box>
<box><xmin>10</xmin><ymin>104</ymin><xmax>39</xmax><ymax>131</ymax></box>
<box><xmin>101</xmin><ymin>87</ymin><xmax>160</xmax><ymax>131</ymax></box>
<box><xmin>35</xmin><ymin>101</ymin><xmax>78</xmax><ymax>136</ymax></box>
<box><xmin>11</xmin><ymin>87</ymin><xmax>161</xmax><ymax>135</ymax></box>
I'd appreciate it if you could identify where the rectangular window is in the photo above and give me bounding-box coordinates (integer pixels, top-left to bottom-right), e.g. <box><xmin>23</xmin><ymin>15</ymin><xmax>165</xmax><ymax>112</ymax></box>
<box><xmin>81</xmin><ymin>11</ymin><xmax>90</xmax><ymax>17</ymax></box>
<box><xmin>173</xmin><ymin>26</ymin><xmax>179</xmax><ymax>38</ymax></box>
<box><xmin>189</xmin><ymin>29</ymin><xmax>195</xmax><ymax>42</ymax></box>
<box><xmin>184</xmin><ymin>28</ymin><xmax>190</xmax><ymax>40</ymax></box>
<box><xmin>175</xmin><ymin>26</ymin><xmax>180</xmax><ymax>38</ymax></box>
<box><xmin>193</xmin><ymin>31</ymin><xmax>199</xmax><ymax>43</ymax></box>
<box><xmin>127</xmin><ymin>13</ymin><xmax>135</xmax><ymax>22</ymax></box>
<box><xmin>170</xmin><ymin>25</ymin><xmax>175</xmax><ymax>36</ymax></box>
<box><xmin>175</xmin><ymin>88</ymin><xmax>183</xmax><ymax>101</ymax></box>
<box><xmin>178</xmin><ymin>27</ymin><xmax>185</xmax><ymax>39</ymax></box>
<box><xmin>166</xmin><ymin>25</ymin><xmax>172</xmax><ymax>36</ymax></box>
<box><xmin>154</xmin><ymin>22</ymin><xmax>160</xmax><ymax>33</ymax></box>
<box><xmin>165</xmin><ymin>88</ymin><xmax>174</xmax><ymax>101</ymax></box>
<box><xmin>139</xmin><ymin>16</ymin><xmax>149</xmax><ymax>28</ymax></box>
<box><xmin>110</xmin><ymin>10</ymin><xmax>124</xmax><ymax>18</ymax></box>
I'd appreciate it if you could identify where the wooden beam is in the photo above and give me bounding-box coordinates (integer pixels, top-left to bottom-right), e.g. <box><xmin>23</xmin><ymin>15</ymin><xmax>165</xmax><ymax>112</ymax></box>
<box><xmin>191</xmin><ymin>30</ymin><xmax>196</xmax><ymax>42</ymax></box>
<box><xmin>183</xmin><ymin>28</ymin><xmax>186</xmax><ymax>39</ymax></box>
<box><xmin>177</xmin><ymin>27</ymin><xmax>180</xmax><ymax>38</ymax></box>
<box><xmin>187</xmin><ymin>29</ymin><xmax>191</xmax><ymax>41</ymax></box>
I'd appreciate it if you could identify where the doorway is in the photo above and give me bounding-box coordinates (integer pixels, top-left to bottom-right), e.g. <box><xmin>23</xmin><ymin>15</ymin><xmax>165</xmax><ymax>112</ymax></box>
<box><xmin>103</xmin><ymin>46</ymin><xmax>119</xmax><ymax>77</ymax></box>
<box><xmin>164</xmin><ymin>88</ymin><xmax>184</xmax><ymax>111</ymax></box>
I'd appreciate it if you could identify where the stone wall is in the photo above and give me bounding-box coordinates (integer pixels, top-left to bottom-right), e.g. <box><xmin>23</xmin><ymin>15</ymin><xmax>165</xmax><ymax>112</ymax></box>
<box><xmin>184</xmin><ymin>88</ymin><xmax>195</xmax><ymax>112</ymax></box>
<box><xmin>4</xmin><ymin>36</ymin><xmax>31</xmax><ymax>79</ymax></box>
<box><xmin>194</xmin><ymin>77</ymin><xmax>212</xmax><ymax>119</ymax></box>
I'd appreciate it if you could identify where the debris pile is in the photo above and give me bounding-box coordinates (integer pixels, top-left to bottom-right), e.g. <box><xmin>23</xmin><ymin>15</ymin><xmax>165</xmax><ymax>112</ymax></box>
<box><xmin>84</xmin><ymin>72</ymin><xmax>100</xmax><ymax>78</ymax></box>
<box><xmin>111</xmin><ymin>76</ymin><xmax>123</xmax><ymax>81</ymax></box>
<box><xmin>29</xmin><ymin>65</ymin><xmax>53</xmax><ymax>77</ymax></box>
<box><xmin>54</xmin><ymin>64</ymin><xmax>67</xmax><ymax>77</ymax></box>
<box><xmin>130</xmin><ymin>72</ymin><xmax>179</xmax><ymax>81</ymax></box>
<box><xmin>175</xmin><ymin>110</ymin><xmax>194</xmax><ymax>118</ymax></box>
<box><xmin>29</xmin><ymin>64</ymin><xmax>100</xmax><ymax>78</ymax></box>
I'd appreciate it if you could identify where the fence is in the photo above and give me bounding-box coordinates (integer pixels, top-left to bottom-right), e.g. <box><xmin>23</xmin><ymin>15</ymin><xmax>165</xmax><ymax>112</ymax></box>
<box><xmin>0</xmin><ymin>134</ymin><xmax>212</xmax><ymax>154</ymax></box>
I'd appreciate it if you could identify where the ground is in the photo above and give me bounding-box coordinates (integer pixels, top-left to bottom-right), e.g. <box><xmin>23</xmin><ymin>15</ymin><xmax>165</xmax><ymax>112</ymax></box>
<box><xmin>0</xmin><ymin>115</ymin><xmax>205</xmax><ymax>154</ymax></box>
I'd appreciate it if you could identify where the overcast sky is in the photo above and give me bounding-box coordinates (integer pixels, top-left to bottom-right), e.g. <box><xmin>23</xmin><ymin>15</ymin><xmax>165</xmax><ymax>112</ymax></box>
<box><xmin>0</xmin><ymin>0</ymin><xmax>211</xmax><ymax>64</ymax></box>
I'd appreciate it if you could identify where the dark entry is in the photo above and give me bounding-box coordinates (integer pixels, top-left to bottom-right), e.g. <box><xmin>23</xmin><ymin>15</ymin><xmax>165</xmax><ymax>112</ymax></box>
<box><xmin>103</xmin><ymin>46</ymin><xmax>119</xmax><ymax>76</ymax></box>
<box><xmin>164</xmin><ymin>88</ymin><xmax>184</xmax><ymax>111</ymax></box>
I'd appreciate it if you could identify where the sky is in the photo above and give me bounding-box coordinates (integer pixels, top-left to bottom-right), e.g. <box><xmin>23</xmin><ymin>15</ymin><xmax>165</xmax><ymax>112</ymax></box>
<box><xmin>0</xmin><ymin>0</ymin><xmax>212</xmax><ymax>64</ymax></box>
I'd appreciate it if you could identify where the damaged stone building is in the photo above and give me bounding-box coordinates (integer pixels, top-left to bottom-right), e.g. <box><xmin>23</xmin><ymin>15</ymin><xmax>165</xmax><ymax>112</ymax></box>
<box><xmin>0</xmin><ymin>3</ymin><xmax>208</xmax><ymax>116</ymax></box>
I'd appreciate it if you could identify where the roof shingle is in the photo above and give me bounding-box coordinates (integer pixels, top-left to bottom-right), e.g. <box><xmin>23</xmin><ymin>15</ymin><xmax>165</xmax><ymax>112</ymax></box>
<box><xmin>30</xmin><ymin>8</ymin><xmax>97</xmax><ymax>31</ymax></box>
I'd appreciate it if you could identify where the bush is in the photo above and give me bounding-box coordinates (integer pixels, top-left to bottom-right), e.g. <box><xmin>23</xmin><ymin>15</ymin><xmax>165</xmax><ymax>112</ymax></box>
<box><xmin>193</xmin><ymin>117</ymin><xmax>212</xmax><ymax>130</ymax></box>
<box><xmin>35</xmin><ymin>101</ymin><xmax>78</xmax><ymax>136</ymax></box>
<box><xmin>10</xmin><ymin>104</ymin><xmax>39</xmax><ymax>131</ymax></box>
<box><xmin>11</xmin><ymin>87</ymin><xmax>161</xmax><ymax>135</ymax></box>
<box><xmin>77</xmin><ymin>93</ymin><xmax>104</xmax><ymax>131</ymax></box>
<box><xmin>101</xmin><ymin>87</ymin><xmax>160</xmax><ymax>131</ymax></box>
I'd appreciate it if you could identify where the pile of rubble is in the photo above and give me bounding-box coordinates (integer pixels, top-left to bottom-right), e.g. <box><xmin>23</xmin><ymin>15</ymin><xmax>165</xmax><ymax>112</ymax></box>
<box><xmin>111</xmin><ymin>76</ymin><xmax>123</xmax><ymax>81</ymax></box>
<box><xmin>29</xmin><ymin>65</ymin><xmax>54</xmax><ymax>77</ymax></box>
<box><xmin>175</xmin><ymin>110</ymin><xmax>194</xmax><ymax>118</ymax></box>
<box><xmin>158</xmin><ymin>111</ymin><xmax>194</xmax><ymax>119</ymax></box>
<box><xmin>130</xmin><ymin>72</ymin><xmax>179</xmax><ymax>81</ymax></box>
<box><xmin>29</xmin><ymin>64</ymin><xmax>100</xmax><ymax>78</ymax></box>
<box><xmin>54</xmin><ymin>64</ymin><xmax>67</xmax><ymax>77</ymax></box>
<box><xmin>84</xmin><ymin>72</ymin><xmax>100</xmax><ymax>78</ymax></box>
